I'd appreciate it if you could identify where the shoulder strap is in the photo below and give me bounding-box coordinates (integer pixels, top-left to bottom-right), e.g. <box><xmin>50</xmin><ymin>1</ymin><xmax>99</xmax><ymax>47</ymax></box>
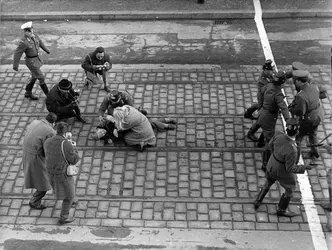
<box><xmin>61</xmin><ymin>140</ymin><xmax>70</xmax><ymax>165</ymax></box>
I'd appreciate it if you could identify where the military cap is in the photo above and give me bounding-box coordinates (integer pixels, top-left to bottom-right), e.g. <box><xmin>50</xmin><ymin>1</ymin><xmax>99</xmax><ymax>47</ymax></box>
<box><xmin>21</xmin><ymin>21</ymin><xmax>33</xmax><ymax>30</ymax></box>
<box><xmin>262</xmin><ymin>59</ymin><xmax>274</xmax><ymax>70</ymax></box>
<box><xmin>58</xmin><ymin>79</ymin><xmax>72</xmax><ymax>91</ymax></box>
<box><xmin>291</xmin><ymin>62</ymin><xmax>306</xmax><ymax>71</ymax></box>
<box><xmin>292</xmin><ymin>70</ymin><xmax>309</xmax><ymax>80</ymax></box>
<box><xmin>273</xmin><ymin>71</ymin><xmax>286</xmax><ymax>85</ymax></box>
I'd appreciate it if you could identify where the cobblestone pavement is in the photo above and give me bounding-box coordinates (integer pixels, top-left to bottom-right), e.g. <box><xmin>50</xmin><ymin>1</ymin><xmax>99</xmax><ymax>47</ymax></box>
<box><xmin>0</xmin><ymin>64</ymin><xmax>331</xmax><ymax>234</ymax></box>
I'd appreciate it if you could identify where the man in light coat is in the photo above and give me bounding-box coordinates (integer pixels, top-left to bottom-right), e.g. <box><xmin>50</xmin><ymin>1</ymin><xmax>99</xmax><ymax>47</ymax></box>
<box><xmin>22</xmin><ymin>112</ymin><xmax>57</xmax><ymax>209</ymax></box>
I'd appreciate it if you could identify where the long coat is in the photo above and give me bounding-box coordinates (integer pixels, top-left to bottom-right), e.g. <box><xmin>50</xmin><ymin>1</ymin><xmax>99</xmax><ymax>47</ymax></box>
<box><xmin>13</xmin><ymin>34</ymin><xmax>49</xmax><ymax>78</ymax></box>
<box><xmin>22</xmin><ymin>119</ymin><xmax>56</xmax><ymax>191</ymax></box>
<box><xmin>120</xmin><ymin>105</ymin><xmax>156</xmax><ymax>146</ymax></box>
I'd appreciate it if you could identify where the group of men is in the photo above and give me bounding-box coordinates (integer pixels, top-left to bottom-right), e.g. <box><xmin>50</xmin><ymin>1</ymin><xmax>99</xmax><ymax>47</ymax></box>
<box><xmin>244</xmin><ymin>60</ymin><xmax>330</xmax><ymax>221</ymax></box>
<box><xmin>12</xmin><ymin>22</ymin><xmax>332</xmax><ymax>225</ymax></box>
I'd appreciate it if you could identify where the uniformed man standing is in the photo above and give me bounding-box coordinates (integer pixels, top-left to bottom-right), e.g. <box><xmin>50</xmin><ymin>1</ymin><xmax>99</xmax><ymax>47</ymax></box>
<box><xmin>288</xmin><ymin>70</ymin><xmax>324</xmax><ymax>160</ymax></box>
<box><xmin>13</xmin><ymin>21</ymin><xmax>50</xmax><ymax>101</ymax></box>
<box><xmin>245</xmin><ymin>60</ymin><xmax>275</xmax><ymax>145</ymax></box>
<box><xmin>285</xmin><ymin>61</ymin><xmax>327</xmax><ymax>100</ymax></box>
<box><xmin>253</xmin><ymin>118</ymin><xmax>313</xmax><ymax>217</ymax></box>
<box><xmin>256</xmin><ymin>71</ymin><xmax>291</xmax><ymax>171</ymax></box>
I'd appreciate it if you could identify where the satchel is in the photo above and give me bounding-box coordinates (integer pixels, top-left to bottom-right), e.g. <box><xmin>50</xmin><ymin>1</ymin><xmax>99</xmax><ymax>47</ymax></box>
<box><xmin>61</xmin><ymin>140</ymin><xmax>77</xmax><ymax>176</ymax></box>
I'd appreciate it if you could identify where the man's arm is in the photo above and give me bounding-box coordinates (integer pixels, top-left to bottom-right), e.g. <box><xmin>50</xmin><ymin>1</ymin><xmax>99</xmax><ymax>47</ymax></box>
<box><xmin>81</xmin><ymin>54</ymin><xmax>94</xmax><ymax>72</ymax></box>
<box><xmin>13</xmin><ymin>40</ymin><xmax>26</xmax><ymax>70</ymax></box>
<box><xmin>289</xmin><ymin>95</ymin><xmax>306</xmax><ymax>117</ymax></box>
<box><xmin>36</xmin><ymin>35</ymin><xmax>50</xmax><ymax>54</ymax></box>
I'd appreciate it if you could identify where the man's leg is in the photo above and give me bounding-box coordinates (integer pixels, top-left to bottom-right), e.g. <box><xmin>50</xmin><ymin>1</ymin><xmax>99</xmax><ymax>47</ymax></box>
<box><xmin>261</xmin><ymin>129</ymin><xmax>274</xmax><ymax>171</ymax></box>
<box><xmin>308</xmin><ymin>125</ymin><xmax>320</xmax><ymax>159</ymax></box>
<box><xmin>277</xmin><ymin>189</ymin><xmax>297</xmax><ymax>217</ymax></box>
<box><xmin>254</xmin><ymin>177</ymin><xmax>275</xmax><ymax>210</ymax></box>
<box><xmin>73</xmin><ymin>106</ymin><xmax>87</xmax><ymax>123</ymax></box>
<box><xmin>102</xmin><ymin>71</ymin><xmax>111</xmax><ymax>92</ymax></box>
<box><xmin>247</xmin><ymin>121</ymin><xmax>260</xmax><ymax>142</ymax></box>
<box><xmin>29</xmin><ymin>190</ymin><xmax>47</xmax><ymax>209</ymax></box>
<box><xmin>38</xmin><ymin>77</ymin><xmax>49</xmax><ymax>95</ymax></box>
<box><xmin>24</xmin><ymin>77</ymin><xmax>39</xmax><ymax>100</ymax></box>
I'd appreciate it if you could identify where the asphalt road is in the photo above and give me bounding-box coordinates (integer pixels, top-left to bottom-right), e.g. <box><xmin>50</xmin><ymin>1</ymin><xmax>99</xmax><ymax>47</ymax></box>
<box><xmin>1</xmin><ymin>18</ymin><xmax>331</xmax><ymax>66</ymax></box>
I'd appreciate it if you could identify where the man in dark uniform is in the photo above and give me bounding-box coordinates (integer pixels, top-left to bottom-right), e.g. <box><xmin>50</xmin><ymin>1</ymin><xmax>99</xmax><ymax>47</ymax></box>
<box><xmin>253</xmin><ymin>118</ymin><xmax>313</xmax><ymax>217</ymax></box>
<box><xmin>245</xmin><ymin>60</ymin><xmax>275</xmax><ymax>145</ymax></box>
<box><xmin>288</xmin><ymin>70</ymin><xmax>324</xmax><ymax>160</ymax></box>
<box><xmin>45</xmin><ymin>79</ymin><xmax>86</xmax><ymax>123</ymax></box>
<box><xmin>13</xmin><ymin>21</ymin><xmax>50</xmax><ymax>101</ymax></box>
<box><xmin>81</xmin><ymin>47</ymin><xmax>112</xmax><ymax>92</ymax></box>
<box><xmin>285</xmin><ymin>61</ymin><xmax>327</xmax><ymax>100</ymax></box>
<box><xmin>256</xmin><ymin>71</ymin><xmax>291</xmax><ymax>171</ymax></box>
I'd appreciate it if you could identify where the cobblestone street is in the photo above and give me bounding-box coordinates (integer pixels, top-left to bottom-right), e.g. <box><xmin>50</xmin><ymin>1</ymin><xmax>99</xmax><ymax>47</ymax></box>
<box><xmin>0</xmin><ymin>64</ymin><xmax>331</xmax><ymax>237</ymax></box>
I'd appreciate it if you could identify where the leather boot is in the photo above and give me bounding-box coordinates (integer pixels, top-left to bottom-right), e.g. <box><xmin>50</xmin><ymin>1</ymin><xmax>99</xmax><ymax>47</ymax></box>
<box><xmin>321</xmin><ymin>187</ymin><xmax>332</xmax><ymax>211</ymax></box>
<box><xmin>24</xmin><ymin>79</ymin><xmax>38</xmax><ymax>100</ymax></box>
<box><xmin>253</xmin><ymin>187</ymin><xmax>270</xmax><ymax>210</ymax></box>
<box><xmin>261</xmin><ymin>150</ymin><xmax>271</xmax><ymax>172</ymax></box>
<box><xmin>247</xmin><ymin>122</ymin><xmax>260</xmax><ymax>142</ymax></box>
<box><xmin>40</xmin><ymin>84</ymin><xmax>49</xmax><ymax>95</ymax></box>
<box><xmin>277</xmin><ymin>194</ymin><xmax>297</xmax><ymax>217</ymax></box>
<box><xmin>257</xmin><ymin>133</ymin><xmax>265</xmax><ymax>148</ymax></box>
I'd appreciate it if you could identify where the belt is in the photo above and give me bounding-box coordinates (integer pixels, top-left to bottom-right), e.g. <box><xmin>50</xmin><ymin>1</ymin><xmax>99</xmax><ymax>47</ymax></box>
<box><xmin>273</xmin><ymin>153</ymin><xmax>285</xmax><ymax>164</ymax></box>
<box><xmin>26</xmin><ymin>55</ymin><xmax>38</xmax><ymax>58</ymax></box>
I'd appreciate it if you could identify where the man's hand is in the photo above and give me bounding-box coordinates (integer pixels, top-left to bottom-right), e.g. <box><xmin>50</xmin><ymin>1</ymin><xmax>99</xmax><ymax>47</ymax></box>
<box><xmin>99</xmin><ymin>115</ymin><xmax>105</xmax><ymax>122</ymax></box>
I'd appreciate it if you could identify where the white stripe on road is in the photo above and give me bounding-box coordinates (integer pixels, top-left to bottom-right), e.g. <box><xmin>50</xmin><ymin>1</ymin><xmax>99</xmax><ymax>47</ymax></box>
<box><xmin>253</xmin><ymin>0</ymin><xmax>328</xmax><ymax>250</ymax></box>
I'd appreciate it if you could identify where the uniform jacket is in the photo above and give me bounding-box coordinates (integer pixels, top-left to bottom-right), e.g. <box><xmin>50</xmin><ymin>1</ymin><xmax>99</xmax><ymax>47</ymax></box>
<box><xmin>13</xmin><ymin>34</ymin><xmax>49</xmax><ymax>69</ymax></box>
<box><xmin>46</xmin><ymin>84</ymin><xmax>78</xmax><ymax>115</ymax></box>
<box><xmin>256</xmin><ymin>72</ymin><xmax>272</xmax><ymax>103</ymax></box>
<box><xmin>289</xmin><ymin>83</ymin><xmax>324</xmax><ymax>127</ymax></box>
<box><xmin>266</xmin><ymin>131</ymin><xmax>306</xmax><ymax>189</ymax></box>
<box><xmin>257</xmin><ymin>83</ymin><xmax>290</xmax><ymax>129</ymax></box>
<box><xmin>44</xmin><ymin>135</ymin><xmax>80</xmax><ymax>175</ymax></box>
<box><xmin>22</xmin><ymin>119</ymin><xmax>56</xmax><ymax>190</ymax></box>
<box><xmin>81</xmin><ymin>51</ymin><xmax>112</xmax><ymax>74</ymax></box>
<box><xmin>99</xmin><ymin>91</ymin><xmax>134</xmax><ymax>116</ymax></box>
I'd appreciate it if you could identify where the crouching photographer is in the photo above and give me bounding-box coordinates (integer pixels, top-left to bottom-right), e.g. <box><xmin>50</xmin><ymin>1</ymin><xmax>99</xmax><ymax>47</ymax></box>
<box><xmin>46</xmin><ymin>79</ymin><xmax>87</xmax><ymax>123</ymax></box>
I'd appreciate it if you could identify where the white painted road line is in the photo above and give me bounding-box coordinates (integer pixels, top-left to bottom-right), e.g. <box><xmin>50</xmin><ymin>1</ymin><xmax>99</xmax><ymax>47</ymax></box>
<box><xmin>253</xmin><ymin>0</ymin><xmax>329</xmax><ymax>250</ymax></box>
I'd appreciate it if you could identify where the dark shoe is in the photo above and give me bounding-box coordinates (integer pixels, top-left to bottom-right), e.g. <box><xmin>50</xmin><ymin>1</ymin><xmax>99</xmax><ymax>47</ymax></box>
<box><xmin>261</xmin><ymin>165</ymin><xmax>267</xmax><ymax>172</ymax></box>
<box><xmin>244</xmin><ymin>112</ymin><xmax>257</xmax><ymax>120</ymax></box>
<box><xmin>76</xmin><ymin>116</ymin><xmax>87</xmax><ymax>124</ymax></box>
<box><xmin>165</xmin><ymin>124</ymin><xmax>176</xmax><ymax>130</ymax></box>
<box><xmin>165</xmin><ymin>118</ymin><xmax>177</xmax><ymax>124</ymax></box>
<box><xmin>71</xmin><ymin>199</ymin><xmax>78</xmax><ymax>207</ymax></box>
<box><xmin>24</xmin><ymin>92</ymin><xmax>39</xmax><ymax>101</ymax></box>
<box><xmin>103</xmin><ymin>86</ymin><xmax>111</xmax><ymax>92</ymax></box>
<box><xmin>309</xmin><ymin>151</ymin><xmax>319</xmax><ymax>159</ymax></box>
<box><xmin>253</xmin><ymin>187</ymin><xmax>270</xmax><ymax>210</ymax></box>
<box><xmin>257</xmin><ymin>141</ymin><xmax>265</xmax><ymax>148</ymax></box>
<box><xmin>321</xmin><ymin>202</ymin><xmax>332</xmax><ymax>211</ymax></box>
<box><xmin>276</xmin><ymin>209</ymin><xmax>297</xmax><ymax>217</ymax></box>
<box><xmin>57</xmin><ymin>216</ymin><xmax>75</xmax><ymax>225</ymax></box>
<box><xmin>247</xmin><ymin>133</ymin><xmax>259</xmax><ymax>142</ymax></box>
<box><xmin>29</xmin><ymin>202</ymin><xmax>47</xmax><ymax>210</ymax></box>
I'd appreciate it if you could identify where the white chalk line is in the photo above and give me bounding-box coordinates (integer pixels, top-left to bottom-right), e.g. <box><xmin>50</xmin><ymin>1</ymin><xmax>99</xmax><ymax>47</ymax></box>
<box><xmin>253</xmin><ymin>0</ymin><xmax>328</xmax><ymax>250</ymax></box>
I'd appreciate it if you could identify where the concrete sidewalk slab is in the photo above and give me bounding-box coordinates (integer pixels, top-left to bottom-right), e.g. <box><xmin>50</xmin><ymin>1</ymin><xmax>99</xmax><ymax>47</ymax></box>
<box><xmin>1</xmin><ymin>0</ymin><xmax>332</xmax><ymax>20</ymax></box>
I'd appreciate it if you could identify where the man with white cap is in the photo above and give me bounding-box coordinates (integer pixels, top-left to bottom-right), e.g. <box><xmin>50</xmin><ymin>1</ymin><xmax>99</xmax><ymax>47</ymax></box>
<box><xmin>13</xmin><ymin>21</ymin><xmax>50</xmax><ymax>100</ymax></box>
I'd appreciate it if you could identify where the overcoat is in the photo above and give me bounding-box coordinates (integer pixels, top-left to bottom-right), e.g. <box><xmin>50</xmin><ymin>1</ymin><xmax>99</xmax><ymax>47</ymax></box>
<box><xmin>22</xmin><ymin>119</ymin><xmax>55</xmax><ymax>190</ymax></box>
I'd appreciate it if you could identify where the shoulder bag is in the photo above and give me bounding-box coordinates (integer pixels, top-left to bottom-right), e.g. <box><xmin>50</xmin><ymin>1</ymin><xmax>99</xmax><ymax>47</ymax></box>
<box><xmin>61</xmin><ymin>140</ymin><xmax>77</xmax><ymax>176</ymax></box>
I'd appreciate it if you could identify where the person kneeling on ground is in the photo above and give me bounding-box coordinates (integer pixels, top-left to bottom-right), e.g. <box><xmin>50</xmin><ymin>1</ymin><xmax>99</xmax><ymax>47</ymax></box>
<box><xmin>81</xmin><ymin>46</ymin><xmax>112</xmax><ymax>92</ymax></box>
<box><xmin>46</xmin><ymin>79</ymin><xmax>87</xmax><ymax>123</ymax></box>
<box><xmin>112</xmin><ymin>105</ymin><xmax>156</xmax><ymax>151</ymax></box>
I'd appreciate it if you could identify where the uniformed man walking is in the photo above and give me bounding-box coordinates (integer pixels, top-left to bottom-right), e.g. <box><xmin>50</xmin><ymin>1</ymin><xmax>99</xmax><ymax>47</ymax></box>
<box><xmin>253</xmin><ymin>118</ymin><xmax>313</xmax><ymax>217</ymax></box>
<box><xmin>245</xmin><ymin>60</ymin><xmax>275</xmax><ymax>145</ymax></box>
<box><xmin>13</xmin><ymin>21</ymin><xmax>50</xmax><ymax>101</ymax></box>
<box><xmin>256</xmin><ymin>71</ymin><xmax>291</xmax><ymax>171</ymax></box>
<box><xmin>288</xmin><ymin>70</ymin><xmax>324</xmax><ymax>160</ymax></box>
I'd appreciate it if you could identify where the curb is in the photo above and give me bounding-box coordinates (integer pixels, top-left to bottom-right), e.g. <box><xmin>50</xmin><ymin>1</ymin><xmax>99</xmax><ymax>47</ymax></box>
<box><xmin>1</xmin><ymin>9</ymin><xmax>332</xmax><ymax>21</ymax></box>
